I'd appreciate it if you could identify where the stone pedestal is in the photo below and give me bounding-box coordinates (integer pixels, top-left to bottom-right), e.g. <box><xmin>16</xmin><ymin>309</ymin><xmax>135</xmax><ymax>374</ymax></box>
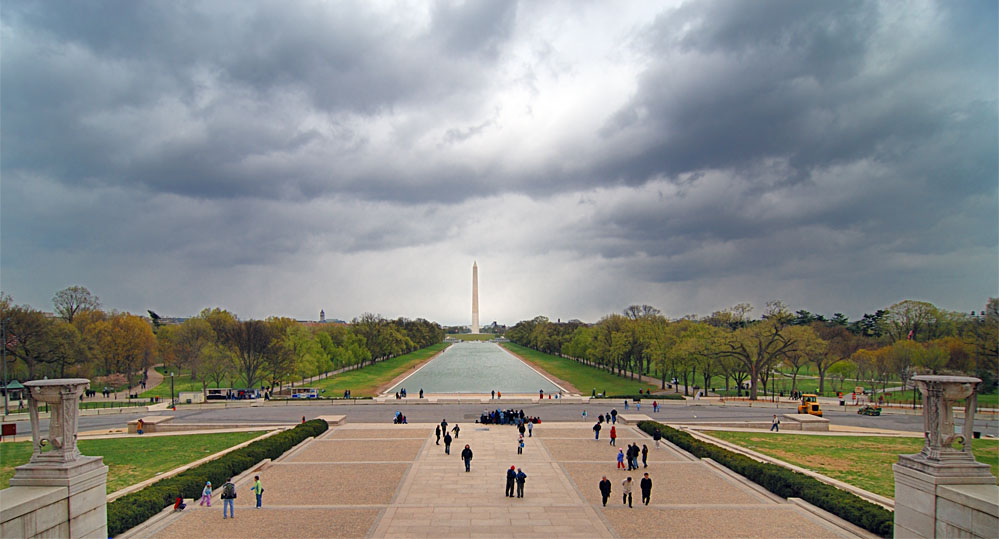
<box><xmin>0</xmin><ymin>379</ymin><xmax>108</xmax><ymax>538</ymax></box>
<box><xmin>893</xmin><ymin>375</ymin><xmax>997</xmax><ymax>539</ymax></box>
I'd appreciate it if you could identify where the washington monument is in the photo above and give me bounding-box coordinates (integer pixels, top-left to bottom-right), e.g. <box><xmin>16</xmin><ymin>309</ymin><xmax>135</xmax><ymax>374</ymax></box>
<box><xmin>471</xmin><ymin>261</ymin><xmax>480</xmax><ymax>334</ymax></box>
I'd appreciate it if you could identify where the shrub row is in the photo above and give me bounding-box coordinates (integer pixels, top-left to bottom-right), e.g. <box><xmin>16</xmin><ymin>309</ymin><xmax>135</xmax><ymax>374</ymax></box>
<box><xmin>637</xmin><ymin>421</ymin><xmax>893</xmax><ymax>537</ymax></box>
<box><xmin>107</xmin><ymin>419</ymin><xmax>328</xmax><ymax>537</ymax></box>
<box><xmin>599</xmin><ymin>393</ymin><xmax>685</xmax><ymax>401</ymax></box>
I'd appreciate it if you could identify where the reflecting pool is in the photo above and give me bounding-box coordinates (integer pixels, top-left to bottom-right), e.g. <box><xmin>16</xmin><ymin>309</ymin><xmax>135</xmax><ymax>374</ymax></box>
<box><xmin>386</xmin><ymin>341</ymin><xmax>563</xmax><ymax>394</ymax></box>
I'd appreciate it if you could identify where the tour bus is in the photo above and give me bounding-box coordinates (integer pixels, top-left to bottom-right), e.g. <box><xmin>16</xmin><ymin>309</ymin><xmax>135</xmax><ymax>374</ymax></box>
<box><xmin>291</xmin><ymin>388</ymin><xmax>319</xmax><ymax>399</ymax></box>
<box><xmin>206</xmin><ymin>388</ymin><xmax>231</xmax><ymax>400</ymax></box>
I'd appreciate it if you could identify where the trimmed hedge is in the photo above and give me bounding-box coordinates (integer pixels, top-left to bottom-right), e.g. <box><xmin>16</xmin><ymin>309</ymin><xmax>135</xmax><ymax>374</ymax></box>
<box><xmin>107</xmin><ymin>420</ymin><xmax>328</xmax><ymax>537</ymax></box>
<box><xmin>597</xmin><ymin>393</ymin><xmax>686</xmax><ymax>400</ymax></box>
<box><xmin>638</xmin><ymin>421</ymin><xmax>893</xmax><ymax>537</ymax></box>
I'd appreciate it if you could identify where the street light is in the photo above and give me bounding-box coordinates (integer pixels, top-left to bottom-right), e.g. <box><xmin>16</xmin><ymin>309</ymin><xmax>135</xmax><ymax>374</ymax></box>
<box><xmin>170</xmin><ymin>372</ymin><xmax>175</xmax><ymax>409</ymax></box>
<box><xmin>1</xmin><ymin>316</ymin><xmax>8</xmax><ymax>416</ymax></box>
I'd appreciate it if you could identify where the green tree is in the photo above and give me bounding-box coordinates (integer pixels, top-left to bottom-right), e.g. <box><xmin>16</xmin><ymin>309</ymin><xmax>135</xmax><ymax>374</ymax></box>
<box><xmin>224</xmin><ymin>320</ymin><xmax>275</xmax><ymax>389</ymax></box>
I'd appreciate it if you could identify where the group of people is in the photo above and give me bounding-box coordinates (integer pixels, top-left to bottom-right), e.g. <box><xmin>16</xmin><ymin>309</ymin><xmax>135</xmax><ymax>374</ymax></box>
<box><xmin>173</xmin><ymin>474</ymin><xmax>264</xmax><ymax>519</ymax></box>
<box><xmin>436</xmin><ymin>419</ymin><xmax>462</xmax><ymax>453</ymax></box>
<box><xmin>478</xmin><ymin>408</ymin><xmax>538</xmax><ymax>426</ymax></box>
<box><xmin>393</xmin><ymin>411</ymin><xmax>408</xmax><ymax>424</ymax></box>
<box><xmin>599</xmin><ymin>473</ymin><xmax>653</xmax><ymax>508</ymax></box>
<box><xmin>616</xmin><ymin>443</ymin><xmax>648</xmax><ymax>470</ymax></box>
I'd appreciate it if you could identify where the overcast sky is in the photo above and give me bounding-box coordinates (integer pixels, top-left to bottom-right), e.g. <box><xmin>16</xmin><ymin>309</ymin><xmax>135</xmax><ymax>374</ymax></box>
<box><xmin>2</xmin><ymin>0</ymin><xmax>996</xmax><ymax>326</ymax></box>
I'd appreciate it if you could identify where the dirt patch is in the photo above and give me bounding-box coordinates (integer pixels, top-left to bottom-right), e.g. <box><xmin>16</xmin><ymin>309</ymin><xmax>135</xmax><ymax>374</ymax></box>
<box><xmin>374</xmin><ymin>345</ymin><xmax>450</xmax><ymax>395</ymax></box>
<box><xmin>501</xmin><ymin>347</ymin><xmax>580</xmax><ymax>395</ymax></box>
<box><xmin>768</xmin><ymin>449</ymin><xmax>855</xmax><ymax>472</ymax></box>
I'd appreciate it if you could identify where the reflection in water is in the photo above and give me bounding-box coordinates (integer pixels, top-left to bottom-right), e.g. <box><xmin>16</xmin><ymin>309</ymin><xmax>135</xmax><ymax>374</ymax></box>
<box><xmin>386</xmin><ymin>342</ymin><xmax>562</xmax><ymax>394</ymax></box>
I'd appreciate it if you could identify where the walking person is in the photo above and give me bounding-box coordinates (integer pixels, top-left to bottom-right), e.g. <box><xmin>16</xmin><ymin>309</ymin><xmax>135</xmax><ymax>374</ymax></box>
<box><xmin>617</xmin><ymin>449</ymin><xmax>626</xmax><ymax>470</ymax></box>
<box><xmin>250</xmin><ymin>475</ymin><xmax>263</xmax><ymax>508</ymax></box>
<box><xmin>515</xmin><ymin>468</ymin><xmax>527</xmax><ymax>498</ymax></box>
<box><xmin>518</xmin><ymin>423</ymin><xmax>526</xmax><ymax>438</ymax></box>
<box><xmin>771</xmin><ymin>414</ymin><xmax>780</xmax><ymax>432</ymax></box>
<box><xmin>436</xmin><ymin>425</ymin><xmax>441</xmax><ymax>445</ymax></box>
<box><xmin>653</xmin><ymin>430</ymin><xmax>662</xmax><ymax>449</ymax></box>
<box><xmin>624</xmin><ymin>400</ymin><xmax>629</xmax><ymax>411</ymax></box>
<box><xmin>611</xmin><ymin>409</ymin><xmax>617</xmax><ymax>424</ymax></box>
<box><xmin>518</xmin><ymin>435</ymin><xmax>525</xmax><ymax>455</ymax></box>
<box><xmin>527</xmin><ymin>421</ymin><xmax>533</xmax><ymax>437</ymax></box>
<box><xmin>622</xmin><ymin>477</ymin><xmax>633</xmax><ymax>508</ymax></box>
<box><xmin>599</xmin><ymin>476</ymin><xmax>612</xmax><ymax>506</ymax></box>
<box><xmin>609</xmin><ymin>425</ymin><xmax>617</xmax><ymax>446</ymax></box>
<box><xmin>505</xmin><ymin>466</ymin><xmax>517</xmax><ymax>497</ymax></box>
<box><xmin>221</xmin><ymin>478</ymin><xmax>236</xmax><ymax>519</ymax></box>
<box><xmin>642</xmin><ymin>444</ymin><xmax>649</xmax><ymax>468</ymax></box>
<box><xmin>640</xmin><ymin>473</ymin><xmax>652</xmax><ymax>505</ymax></box>
<box><xmin>582</xmin><ymin>409</ymin><xmax>587</xmax><ymax>419</ymax></box>
<box><xmin>451</xmin><ymin>424</ymin><xmax>460</xmax><ymax>438</ymax></box>
<box><xmin>199</xmin><ymin>481</ymin><xmax>212</xmax><ymax>507</ymax></box>
<box><xmin>441</xmin><ymin>418</ymin><xmax>448</xmax><ymax>434</ymax></box>
<box><xmin>443</xmin><ymin>432</ymin><xmax>452</xmax><ymax>455</ymax></box>
<box><xmin>461</xmin><ymin>444</ymin><xmax>473</xmax><ymax>472</ymax></box>
<box><xmin>593</xmin><ymin>421</ymin><xmax>601</xmax><ymax>440</ymax></box>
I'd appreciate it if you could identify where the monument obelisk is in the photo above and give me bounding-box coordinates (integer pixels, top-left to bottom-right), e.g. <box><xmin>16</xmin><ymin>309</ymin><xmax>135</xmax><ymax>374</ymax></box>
<box><xmin>471</xmin><ymin>261</ymin><xmax>480</xmax><ymax>334</ymax></box>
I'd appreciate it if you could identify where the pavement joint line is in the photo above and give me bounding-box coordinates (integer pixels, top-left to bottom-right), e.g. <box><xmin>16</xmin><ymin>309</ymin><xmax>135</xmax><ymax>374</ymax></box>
<box><xmin>367</xmin><ymin>425</ymin><xmax>434</xmax><ymax>537</ymax></box>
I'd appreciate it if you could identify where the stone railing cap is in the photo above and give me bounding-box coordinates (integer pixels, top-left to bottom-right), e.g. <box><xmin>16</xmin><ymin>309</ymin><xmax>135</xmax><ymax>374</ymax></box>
<box><xmin>24</xmin><ymin>378</ymin><xmax>91</xmax><ymax>388</ymax></box>
<box><xmin>910</xmin><ymin>375</ymin><xmax>982</xmax><ymax>384</ymax></box>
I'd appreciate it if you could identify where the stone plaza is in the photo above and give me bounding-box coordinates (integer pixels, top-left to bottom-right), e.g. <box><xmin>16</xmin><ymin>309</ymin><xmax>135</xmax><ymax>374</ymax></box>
<box><xmin>139</xmin><ymin>421</ymin><xmax>863</xmax><ymax>538</ymax></box>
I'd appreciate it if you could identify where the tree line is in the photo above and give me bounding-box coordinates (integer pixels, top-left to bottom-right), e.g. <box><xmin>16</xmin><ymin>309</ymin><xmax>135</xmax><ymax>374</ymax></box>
<box><xmin>506</xmin><ymin>299</ymin><xmax>998</xmax><ymax>400</ymax></box>
<box><xmin>1</xmin><ymin>287</ymin><xmax>444</xmax><ymax>391</ymax></box>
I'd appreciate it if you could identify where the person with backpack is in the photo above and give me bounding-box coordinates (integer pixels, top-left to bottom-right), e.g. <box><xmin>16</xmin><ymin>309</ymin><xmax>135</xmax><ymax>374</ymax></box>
<box><xmin>221</xmin><ymin>478</ymin><xmax>236</xmax><ymax>519</ymax></box>
<box><xmin>443</xmin><ymin>432</ymin><xmax>452</xmax><ymax>455</ymax></box>
<box><xmin>250</xmin><ymin>475</ymin><xmax>263</xmax><ymax>508</ymax></box>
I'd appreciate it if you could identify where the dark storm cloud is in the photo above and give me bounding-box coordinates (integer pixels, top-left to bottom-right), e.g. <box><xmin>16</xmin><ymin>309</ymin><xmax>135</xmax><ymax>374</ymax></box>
<box><xmin>1</xmin><ymin>0</ymin><xmax>995</xmax><ymax>322</ymax></box>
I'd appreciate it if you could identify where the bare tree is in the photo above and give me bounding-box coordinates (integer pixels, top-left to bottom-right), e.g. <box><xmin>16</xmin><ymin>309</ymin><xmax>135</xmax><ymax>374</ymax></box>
<box><xmin>52</xmin><ymin>286</ymin><xmax>100</xmax><ymax>323</ymax></box>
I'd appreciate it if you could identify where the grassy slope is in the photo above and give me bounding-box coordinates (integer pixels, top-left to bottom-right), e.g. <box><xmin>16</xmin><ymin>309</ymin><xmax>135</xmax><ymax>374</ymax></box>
<box><xmin>0</xmin><ymin>431</ymin><xmax>265</xmax><ymax>493</ymax></box>
<box><xmin>501</xmin><ymin>343</ymin><xmax>658</xmax><ymax>396</ymax></box>
<box><xmin>307</xmin><ymin>342</ymin><xmax>449</xmax><ymax>396</ymax></box>
<box><xmin>707</xmin><ymin>431</ymin><xmax>999</xmax><ymax>498</ymax></box>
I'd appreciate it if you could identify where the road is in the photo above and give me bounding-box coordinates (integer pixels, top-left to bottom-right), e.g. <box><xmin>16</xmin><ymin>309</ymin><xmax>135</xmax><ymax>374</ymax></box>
<box><xmin>7</xmin><ymin>400</ymin><xmax>997</xmax><ymax>437</ymax></box>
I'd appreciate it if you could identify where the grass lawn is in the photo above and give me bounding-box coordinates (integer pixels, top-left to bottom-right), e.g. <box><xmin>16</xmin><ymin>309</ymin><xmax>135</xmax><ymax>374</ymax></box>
<box><xmin>449</xmin><ymin>334</ymin><xmax>497</xmax><ymax>341</ymax></box>
<box><xmin>308</xmin><ymin>343</ymin><xmax>449</xmax><ymax>396</ymax></box>
<box><xmin>140</xmin><ymin>367</ymin><xmax>215</xmax><ymax>399</ymax></box>
<box><xmin>707</xmin><ymin>431</ymin><xmax>999</xmax><ymax>498</ymax></box>
<box><xmin>501</xmin><ymin>343</ymin><xmax>658</xmax><ymax>396</ymax></box>
<box><xmin>0</xmin><ymin>431</ymin><xmax>266</xmax><ymax>493</ymax></box>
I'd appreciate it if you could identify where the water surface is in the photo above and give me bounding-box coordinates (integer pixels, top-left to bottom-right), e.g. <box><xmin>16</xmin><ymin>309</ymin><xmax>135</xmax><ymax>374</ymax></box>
<box><xmin>386</xmin><ymin>341</ymin><xmax>562</xmax><ymax>394</ymax></box>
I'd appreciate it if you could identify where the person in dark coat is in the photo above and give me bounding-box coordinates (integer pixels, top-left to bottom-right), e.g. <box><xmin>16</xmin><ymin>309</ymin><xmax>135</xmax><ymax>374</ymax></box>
<box><xmin>505</xmin><ymin>466</ymin><xmax>517</xmax><ymax>497</ymax></box>
<box><xmin>642</xmin><ymin>444</ymin><xmax>649</xmax><ymax>468</ymax></box>
<box><xmin>443</xmin><ymin>432</ymin><xmax>452</xmax><ymax>455</ymax></box>
<box><xmin>640</xmin><ymin>473</ymin><xmax>652</xmax><ymax>505</ymax></box>
<box><xmin>593</xmin><ymin>422</ymin><xmax>601</xmax><ymax>440</ymax></box>
<box><xmin>515</xmin><ymin>468</ymin><xmax>527</xmax><ymax>498</ymax></box>
<box><xmin>461</xmin><ymin>444</ymin><xmax>473</xmax><ymax>472</ymax></box>
<box><xmin>441</xmin><ymin>418</ymin><xmax>448</xmax><ymax>434</ymax></box>
<box><xmin>598</xmin><ymin>476</ymin><xmax>612</xmax><ymax>506</ymax></box>
<box><xmin>451</xmin><ymin>424</ymin><xmax>460</xmax><ymax>438</ymax></box>
<box><xmin>435</xmin><ymin>425</ymin><xmax>441</xmax><ymax>445</ymax></box>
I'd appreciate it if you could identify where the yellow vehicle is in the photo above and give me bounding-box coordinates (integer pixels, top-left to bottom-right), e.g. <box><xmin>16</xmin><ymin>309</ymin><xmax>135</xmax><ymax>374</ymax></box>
<box><xmin>798</xmin><ymin>394</ymin><xmax>823</xmax><ymax>417</ymax></box>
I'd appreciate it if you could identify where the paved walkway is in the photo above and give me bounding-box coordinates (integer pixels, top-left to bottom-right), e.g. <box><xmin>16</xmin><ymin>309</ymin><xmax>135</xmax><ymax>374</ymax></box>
<box><xmin>140</xmin><ymin>421</ymin><xmax>864</xmax><ymax>538</ymax></box>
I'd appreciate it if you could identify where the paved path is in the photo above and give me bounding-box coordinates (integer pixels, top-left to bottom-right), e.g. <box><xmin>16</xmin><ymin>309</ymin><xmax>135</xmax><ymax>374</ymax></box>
<box><xmin>143</xmin><ymin>421</ymin><xmax>863</xmax><ymax>538</ymax></box>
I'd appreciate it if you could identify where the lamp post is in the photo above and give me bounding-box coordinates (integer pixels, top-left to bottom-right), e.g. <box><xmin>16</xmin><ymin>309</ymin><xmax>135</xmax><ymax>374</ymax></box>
<box><xmin>170</xmin><ymin>372</ymin><xmax>175</xmax><ymax>409</ymax></box>
<box><xmin>1</xmin><ymin>317</ymin><xmax>7</xmax><ymax>416</ymax></box>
